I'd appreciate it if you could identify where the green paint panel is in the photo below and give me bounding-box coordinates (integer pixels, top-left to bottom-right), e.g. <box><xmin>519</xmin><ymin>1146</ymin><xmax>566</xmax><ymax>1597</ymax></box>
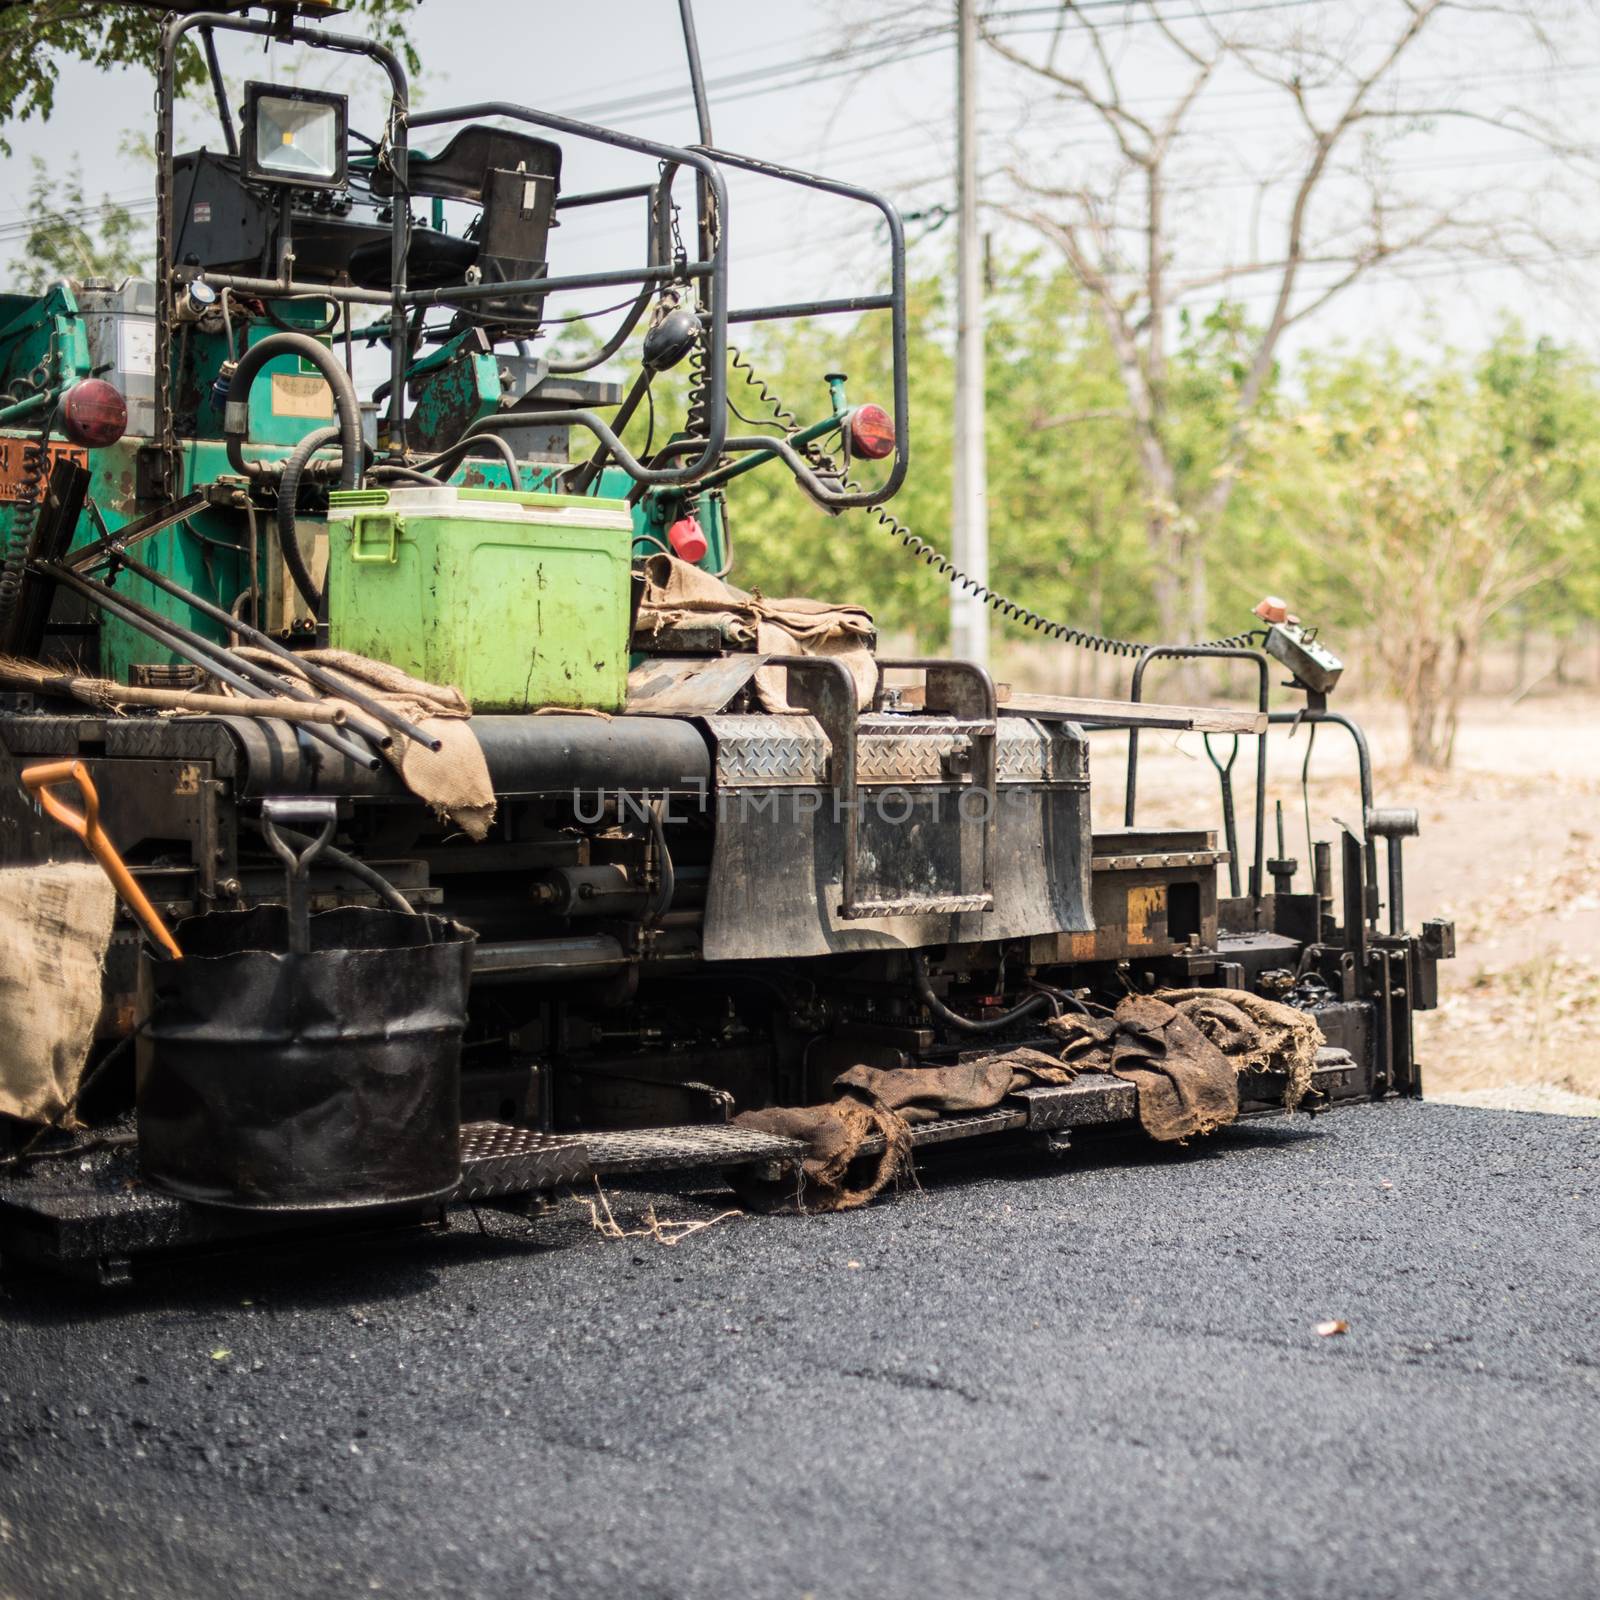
<box><xmin>80</xmin><ymin>438</ymin><xmax>261</xmax><ymax>683</ymax></box>
<box><xmin>326</xmin><ymin>486</ymin><xmax>633</xmax><ymax>712</ymax></box>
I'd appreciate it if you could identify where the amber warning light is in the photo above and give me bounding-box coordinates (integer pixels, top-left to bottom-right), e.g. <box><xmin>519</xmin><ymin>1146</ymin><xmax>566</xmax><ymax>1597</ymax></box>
<box><xmin>848</xmin><ymin>403</ymin><xmax>896</xmax><ymax>461</ymax></box>
<box><xmin>60</xmin><ymin>380</ymin><xmax>128</xmax><ymax>448</ymax></box>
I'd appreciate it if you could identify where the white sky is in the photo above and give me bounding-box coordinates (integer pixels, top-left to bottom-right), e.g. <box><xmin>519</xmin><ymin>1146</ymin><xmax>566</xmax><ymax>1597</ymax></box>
<box><xmin>0</xmin><ymin>0</ymin><xmax>1595</xmax><ymax>368</ymax></box>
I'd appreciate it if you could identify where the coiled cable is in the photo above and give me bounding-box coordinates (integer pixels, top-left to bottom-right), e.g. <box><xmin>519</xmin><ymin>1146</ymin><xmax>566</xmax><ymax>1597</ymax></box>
<box><xmin>0</xmin><ymin>409</ymin><xmax>55</xmax><ymax>640</ymax></box>
<box><xmin>850</xmin><ymin>485</ymin><xmax>1261</xmax><ymax>659</ymax></box>
<box><xmin>727</xmin><ymin>345</ymin><xmax>798</xmax><ymax>433</ymax></box>
<box><xmin>722</xmin><ymin>348</ymin><xmax>1259</xmax><ymax>658</ymax></box>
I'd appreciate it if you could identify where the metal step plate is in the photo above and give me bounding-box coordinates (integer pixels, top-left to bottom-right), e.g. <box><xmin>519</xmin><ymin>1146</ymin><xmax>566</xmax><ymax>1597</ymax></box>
<box><xmin>1010</xmin><ymin>1072</ymin><xmax>1138</xmax><ymax>1130</ymax></box>
<box><xmin>586</xmin><ymin>1124</ymin><xmax>808</xmax><ymax>1175</ymax></box>
<box><xmin>857</xmin><ymin>1105</ymin><xmax>1028</xmax><ymax>1157</ymax></box>
<box><xmin>457</xmin><ymin>1123</ymin><xmax>591</xmax><ymax>1198</ymax></box>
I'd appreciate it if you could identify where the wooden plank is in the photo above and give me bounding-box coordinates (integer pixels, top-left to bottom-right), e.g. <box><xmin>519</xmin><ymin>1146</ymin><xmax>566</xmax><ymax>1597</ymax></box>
<box><xmin>991</xmin><ymin>691</ymin><xmax>1265</xmax><ymax>735</ymax></box>
<box><xmin>892</xmin><ymin>681</ymin><xmax>1264</xmax><ymax>733</ymax></box>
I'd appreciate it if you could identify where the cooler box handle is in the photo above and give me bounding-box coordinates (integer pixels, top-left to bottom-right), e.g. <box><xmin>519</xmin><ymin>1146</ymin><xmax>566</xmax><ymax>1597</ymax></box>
<box><xmin>350</xmin><ymin>511</ymin><xmax>402</xmax><ymax>564</ymax></box>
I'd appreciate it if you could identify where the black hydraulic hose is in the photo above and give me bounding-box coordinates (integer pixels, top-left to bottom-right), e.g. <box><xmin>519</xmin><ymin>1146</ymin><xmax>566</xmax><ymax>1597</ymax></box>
<box><xmin>909</xmin><ymin>950</ymin><xmax>1054</xmax><ymax>1036</ymax></box>
<box><xmin>413</xmin><ymin>424</ymin><xmax>521</xmax><ymax>483</ymax></box>
<box><xmin>276</xmin><ymin>424</ymin><xmax>339</xmax><ymax>612</ymax></box>
<box><xmin>248</xmin><ymin>819</ymin><xmax>415</xmax><ymax>915</ymax></box>
<box><xmin>224</xmin><ymin>332</ymin><xmax>362</xmax><ymax>489</ymax></box>
<box><xmin>369</xmin><ymin>464</ymin><xmax>448</xmax><ymax>487</ymax></box>
<box><xmin>645</xmin><ymin>804</ymin><xmax>676</xmax><ymax>924</ymax></box>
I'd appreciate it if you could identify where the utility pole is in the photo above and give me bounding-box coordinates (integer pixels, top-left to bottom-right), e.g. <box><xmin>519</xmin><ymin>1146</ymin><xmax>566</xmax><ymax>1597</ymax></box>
<box><xmin>950</xmin><ymin>0</ymin><xmax>989</xmax><ymax>667</ymax></box>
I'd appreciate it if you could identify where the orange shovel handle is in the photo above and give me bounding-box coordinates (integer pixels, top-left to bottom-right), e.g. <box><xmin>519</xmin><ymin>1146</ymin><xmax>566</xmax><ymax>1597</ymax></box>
<box><xmin>21</xmin><ymin>759</ymin><xmax>184</xmax><ymax>960</ymax></box>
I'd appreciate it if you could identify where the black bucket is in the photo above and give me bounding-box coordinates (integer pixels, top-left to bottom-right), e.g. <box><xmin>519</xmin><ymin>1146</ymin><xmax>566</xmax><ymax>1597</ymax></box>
<box><xmin>136</xmin><ymin>905</ymin><xmax>476</xmax><ymax>1212</ymax></box>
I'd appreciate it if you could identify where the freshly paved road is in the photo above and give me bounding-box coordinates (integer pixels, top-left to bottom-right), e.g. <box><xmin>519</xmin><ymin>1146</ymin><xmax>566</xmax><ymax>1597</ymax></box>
<box><xmin>2</xmin><ymin>1100</ymin><xmax>1598</xmax><ymax>1600</ymax></box>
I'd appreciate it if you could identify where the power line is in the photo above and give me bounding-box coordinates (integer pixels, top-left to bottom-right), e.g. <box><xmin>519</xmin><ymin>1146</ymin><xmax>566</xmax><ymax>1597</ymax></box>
<box><xmin>548</xmin><ymin>0</ymin><xmax>1327</xmax><ymax>131</ymax></box>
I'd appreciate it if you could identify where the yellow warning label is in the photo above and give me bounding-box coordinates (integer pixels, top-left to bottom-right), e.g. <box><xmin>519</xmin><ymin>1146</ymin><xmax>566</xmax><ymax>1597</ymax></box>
<box><xmin>270</xmin><ymin>372</ymin><xmax>334</xmax><ymax>420</ymax></box>
<box><xmin>1126</xmin><ymin>885</ymin><xmax>1167</xmax><ymax>946</ymax></box>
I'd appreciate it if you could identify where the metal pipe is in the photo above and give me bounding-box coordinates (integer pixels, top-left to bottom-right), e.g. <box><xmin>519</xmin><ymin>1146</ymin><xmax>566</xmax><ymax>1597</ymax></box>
<box><xmin>566</xmin><ymin>367</ymin><xmax>654</xmax><ymax>495</ymax></box>
<box><xmin>46</xmin><ymin>557</ymin><xmax>392</xmax><ymax>756</ymax></box>
<box><xmin>67</xmin><ymin>491</ymin><xmax>208</xmax><ymax>573</ymax></box>
<box><xmin>556</xmin><ymin>183</ymin><xmax>658</xmax><ymax>210</ymax></box>
<box><xmin>549</xmin><ymin>175</ymin><xmax>670</xmax><ymax>376</ymax></box>
<box><xmin>677</xmin><ymin>0</ymin><xmax>715</xmax><ymax>146</ymax></box>
<box><xmin>0</xmin><ymin>392</ymin><xmax>52</xmax><ymax>427</ymax></box>
<box><xmin>1266</xmin><ymin>708</ymin><xmax>1379</xmax><ymax>930</ymax></box>
<box><xmin>644</xmin><ymin>432</ymin><xmax>882</xmax><ymax>508</ymax></box>
<box><xmin>1313</xmin><ymin>840</ymin><xmax>1334</xmax><ymax>926</ymax></box>
<box><xmin>157</xmin><ymin>10</ymin><xmax>411</xmax><ymax>473</ymax></box>
<box><xmin>193</xmin><ymin>271</ymin><xmax>394</xmax><ymax>307</ymax></box>
<box><xmin>471</xmin><ymin>934</ymin><xmax>628</xmax><ymax>984</ymax></box>
<box><xmin>199</xmin><ymin>26</ymin><xmax>238</xmax><ymax>158</ymax></box>
<box><xmin>40</xmin><ymin>564</ymin><xmax>381</xmax><ymax>770</ymax></box>
<box><xmin>726</xmin><ymin>294</ymin><xmax>894</xmax><ymax>324</ymax></box>
<box><xmin>699</xmin><ymin>141</ymin><xmax>910</xmax><ymax>510</ymax></box>
<box><xmin>105</xmin><ymin>549</ymin><xmax>443</xmax><ymax>753</ymax></box>
<box><xmin>1126</xmin><ymin>647</ymin><xmax>1269</xmax><ymax>916</ymax></box>
<box><xmin>407</xmin><ymin>261</ymin><xmax>709</xmax><ymax>308</ymax></box>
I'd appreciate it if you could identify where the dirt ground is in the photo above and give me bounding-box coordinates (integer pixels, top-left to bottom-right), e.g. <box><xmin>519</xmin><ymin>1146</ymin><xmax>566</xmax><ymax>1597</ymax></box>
<box><xmin>1081</xmin><ymin>690</ymin><xmax>1600</xmax><ymax>1104</ymax></box>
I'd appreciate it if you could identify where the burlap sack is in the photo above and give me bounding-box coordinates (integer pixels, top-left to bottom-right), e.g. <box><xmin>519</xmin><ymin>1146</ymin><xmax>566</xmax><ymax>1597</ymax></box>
<box><xmin>637</xmin><ymin>554</ymin><xmax>877</xmax><ymax>712</ymax></box>
<box><xmin>237</xmin><ymin>647</ymin><xmax>496</xmax><ymax>840</ymax></box>
<box><xmin>0</xmin><ymin>862</ymin><xmax>116</xmax><ymax>1125</ymax></box>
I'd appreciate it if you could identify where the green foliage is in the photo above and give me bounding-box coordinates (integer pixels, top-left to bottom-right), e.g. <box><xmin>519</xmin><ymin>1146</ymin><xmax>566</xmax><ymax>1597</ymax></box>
<box><xmin>0</xmin><ymin>0</ymin><xmax>423</xmax><ymax>155</ymax></box>
<box><xmin>695</xmin><ymin>265</ymin><xmax>1600</xmax><ymax>741</ymax></box>
<box><xmin>8</xmin><ymin>156</ymin><xmax>148</xmax><ymax>294</ymax></box>
<box><xmin>1274</xmin><ymin>331</ymin><xmax>1598</xmax><ymax>764</ymax></box>
<box><xmin>719</xmin><ymin>260</ymin><xmax>1168</xmax><ymax>645</ymax></box>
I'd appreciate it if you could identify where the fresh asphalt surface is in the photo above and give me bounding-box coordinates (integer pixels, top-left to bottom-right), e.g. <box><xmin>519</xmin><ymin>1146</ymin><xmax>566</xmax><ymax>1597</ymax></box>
<box><xmin>2</xmin><ymin>1100</ymin><xmax>1598</xmax><ymax>1600</ymax></box>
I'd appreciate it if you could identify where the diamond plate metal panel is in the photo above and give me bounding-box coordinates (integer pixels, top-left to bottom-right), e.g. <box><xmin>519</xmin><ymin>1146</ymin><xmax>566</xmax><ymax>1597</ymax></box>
<box><xmin>586</xmin><ymin>1124</ymin><xmax>807</xmax><ymax>1173</ymax></box>
<box><xmin>457</xmin><ymin>1123</ymin><xmax>591</xmax><ymax>1197</ymax></box>
<box><xmin>857</xmin><ymin>1106</ymin><xmax>1027</xmax><ymax>1155</ymax></box>
<box><xmin>706</xmin><ymin>714</ymin><xmax>830</xmax><ymax>786</ymax></box>
<box><xmin>709</xmin><ymin>712</ymin><xmax>1084</xmax><ymax>788</ymax></box>
<box><xmin>1010</xmin><ymin>1073</ymin><xmax>1137</xmax><ymax>1129</ymax></box>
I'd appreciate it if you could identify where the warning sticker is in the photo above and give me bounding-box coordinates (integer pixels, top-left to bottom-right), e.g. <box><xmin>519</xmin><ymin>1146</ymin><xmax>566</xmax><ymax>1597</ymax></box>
<box><xmin>0</xmin><ymin>437</ymin><xmax>87</xmax><ymax>502</ymax></box>
<box><xmin>192</xmin><ymin>201</ymin><xmax>212</xmax><ymax>225</ymax></box>
<box><xmin>120</xmin><ymin>318</ymin><xmax>156</xmax><ymax>378</ymax></box>
<box><xmin>270</xmin><ymin>372</ymin><xmax>334</xmax><ymax>420</ymax></box>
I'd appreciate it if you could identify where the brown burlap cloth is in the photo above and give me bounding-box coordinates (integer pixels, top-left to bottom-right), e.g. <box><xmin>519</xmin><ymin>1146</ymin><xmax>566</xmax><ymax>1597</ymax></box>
<box><xmin>0</xmin><ymin>862</ymin><xmax>116</xmax><ymax>1125</ymax></box>
<box><xmin>636</xmin><ymin>553</ymin><xmax>877</xmax><ymax>711</ymax></box>
<box><xmin>734</xmin><ymin>991</ymin><xmax>1322</xmax><ymax>1211</ymax></box>
<box><xmin>236</xmin><ymin>648</ymin><xmax>495</xmax><ymax>839</ymax></box>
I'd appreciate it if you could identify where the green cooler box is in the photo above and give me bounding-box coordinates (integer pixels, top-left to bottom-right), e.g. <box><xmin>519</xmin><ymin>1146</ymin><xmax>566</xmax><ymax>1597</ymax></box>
<box><xmin>326</xmin><ymin>487</ymin><xmax>634</xmax><ymax>712</ymax></box>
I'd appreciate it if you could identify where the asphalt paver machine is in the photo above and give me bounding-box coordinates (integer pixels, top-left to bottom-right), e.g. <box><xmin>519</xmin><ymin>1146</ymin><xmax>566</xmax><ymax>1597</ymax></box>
<box><xmin>0</xmin><ymin>0</ymin><xmax>1454</xmax><ymax>1282</ymax></box>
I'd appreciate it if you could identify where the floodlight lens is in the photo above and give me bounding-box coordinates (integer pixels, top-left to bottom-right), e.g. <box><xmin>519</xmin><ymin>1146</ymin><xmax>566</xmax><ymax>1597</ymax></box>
<box><xmin>254</xmin><ymin>95</ymin><xmax>340</xmax><ymax>182</ymax></box>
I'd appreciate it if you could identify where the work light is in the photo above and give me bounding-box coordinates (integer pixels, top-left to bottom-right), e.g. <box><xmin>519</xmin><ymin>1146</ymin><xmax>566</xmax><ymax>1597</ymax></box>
<box><xmin>241</xmin><ymin>82</ymin><xmax>348</xmax><ymax>189</ymax></box>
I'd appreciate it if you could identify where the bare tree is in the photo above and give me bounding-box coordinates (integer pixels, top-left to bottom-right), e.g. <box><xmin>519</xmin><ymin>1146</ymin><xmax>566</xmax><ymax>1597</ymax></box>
<box><xmin>979</xmin><ymin>0</ymin><xmax>1597</xmax><ymax>647</ymax></box>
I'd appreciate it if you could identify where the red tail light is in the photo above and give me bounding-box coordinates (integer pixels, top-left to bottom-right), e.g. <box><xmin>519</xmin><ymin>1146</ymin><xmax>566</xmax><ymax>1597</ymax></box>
<box><xmin>60</xmin><ymin>380</ymin><xmax>128</xmax><ymax>448</ymax></box>
<box><xmin>848</xmin><ymin>403</ymin><xmax>895</xmax><ymax>461</ymax></box>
